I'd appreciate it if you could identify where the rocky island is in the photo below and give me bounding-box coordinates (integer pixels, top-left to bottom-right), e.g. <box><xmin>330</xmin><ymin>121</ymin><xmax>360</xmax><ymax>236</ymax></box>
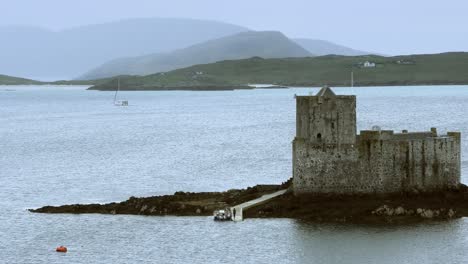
<box><xmin>30</xmin><ymin>181</ymin><xmax>468</xmax><ymax>224</ymax></box>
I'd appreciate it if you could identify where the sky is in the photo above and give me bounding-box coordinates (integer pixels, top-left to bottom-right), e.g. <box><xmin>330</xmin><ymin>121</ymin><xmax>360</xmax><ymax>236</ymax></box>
<box><xmin>1</xmin><ymin>0</ymin><xmax>467</xmax><ymax>55</ymax></box>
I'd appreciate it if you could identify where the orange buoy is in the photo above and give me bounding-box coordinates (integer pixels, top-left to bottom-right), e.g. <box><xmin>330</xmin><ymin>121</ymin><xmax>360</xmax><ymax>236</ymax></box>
<box><xmin>56</xmin><ymin>246</ymin><xmax>67</xmax><ymax>253</ymax></box>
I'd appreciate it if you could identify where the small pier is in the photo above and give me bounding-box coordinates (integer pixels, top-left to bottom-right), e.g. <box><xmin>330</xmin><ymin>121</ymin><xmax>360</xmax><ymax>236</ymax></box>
<box><xmin>231</xmin><ymin>189</ymin><xmax>287</xmax><ymax>221</ymax></box>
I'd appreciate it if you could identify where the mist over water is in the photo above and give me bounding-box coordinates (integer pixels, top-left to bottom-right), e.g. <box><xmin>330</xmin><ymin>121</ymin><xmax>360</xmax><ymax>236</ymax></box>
<box><xmin>1</xmin><ymin>85</ymin><xmax>468</xmax><ymax>263</ymax></box>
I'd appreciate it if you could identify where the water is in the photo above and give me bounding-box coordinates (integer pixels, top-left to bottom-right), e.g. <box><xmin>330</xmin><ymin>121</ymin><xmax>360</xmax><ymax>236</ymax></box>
<box><xmin>1</xmin><ymin>85</ymin><xmax>468</xmax><ymax>263</ymax></box>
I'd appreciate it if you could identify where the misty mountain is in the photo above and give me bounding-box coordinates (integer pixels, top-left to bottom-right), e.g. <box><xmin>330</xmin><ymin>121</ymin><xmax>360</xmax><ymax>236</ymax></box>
<box><xmin>79</xmin><ymin>31</ymin><xmax>312</xmax><ymax>80</ymax></box>
<box><xmin>293</xmin><ymin>38</ymin><xmax>373</xmax><ymax>56</ymax></box>
<box><xmin>0</xmin><ymin>18</ymin><xmax>247</xmax><ymax>79</ymax></box>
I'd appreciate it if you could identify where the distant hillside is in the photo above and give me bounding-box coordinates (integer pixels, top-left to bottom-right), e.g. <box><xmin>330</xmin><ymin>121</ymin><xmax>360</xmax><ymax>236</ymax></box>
<box><xmin>0</xmin><ymin>74</ymin><xmax>114</xmax><ymax>86</ymax></box>
<box><xmin>87</xmin><ymin>52</ymin><xmax>468</xmax><ymax>90</ymax></box>
<box><xmin>0</xmin><ymin>18</ymin><xmax>248</xmax><ymax>79</ymax></box>
<box><xmin>79</xmin><ymin>31</ymin><xmax>312</xmax><ymax>80</ymax></box>
<box><xmin>293</xmin><ymin>38</ymin><xmax>373</xmax><ymax>56</ymax></box>
<box><xmin>0</xmin><ymin>74</ymin><xmax>41</xmax><ymax>85</ymax></box>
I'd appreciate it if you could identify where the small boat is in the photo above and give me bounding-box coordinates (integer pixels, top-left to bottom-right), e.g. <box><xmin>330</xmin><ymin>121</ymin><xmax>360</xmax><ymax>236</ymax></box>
<box><xmin>115</xmin><ymin>100</ymin><xmax>128</xmax><ymax>106</ymax></box>
<box><xmin>114</xmin><ymin>77</ymin><xmax>128</xmax><ymax>106</ymax></box>
<box><xmin>213</xmin><ymin>209</ymin><xmax>232</xmax><ymax>221</ymax></box>
<box><xmin>56</xmin><ymin>246</ymin><xmax>67</xmax><ymax>253</ymax></box>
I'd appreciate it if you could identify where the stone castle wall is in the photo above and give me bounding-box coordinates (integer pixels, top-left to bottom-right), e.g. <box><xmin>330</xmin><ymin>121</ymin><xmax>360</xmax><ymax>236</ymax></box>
<box><xmin>293</xmin><ymin>131</ymin><xmax>461</xmax><ymax>195</ymax></box>
<box><xmin>292</xmin><ymin>87</ymin><xmax>461</xmax><ymax>195</ymax></box>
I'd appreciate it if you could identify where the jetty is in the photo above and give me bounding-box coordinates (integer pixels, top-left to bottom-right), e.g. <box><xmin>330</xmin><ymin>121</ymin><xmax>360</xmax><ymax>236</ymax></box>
<box><xmin>231</xmin><ymin>189</ymin><xmax>287</xmax><ymax>221</ymax></box>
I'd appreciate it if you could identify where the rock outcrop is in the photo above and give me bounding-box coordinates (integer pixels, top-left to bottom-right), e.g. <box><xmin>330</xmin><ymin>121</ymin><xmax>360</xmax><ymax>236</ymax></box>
<box><xmin>30</xmin><ymin>182</ymin><xmax>468</xmax><ymax>224</ymax></box>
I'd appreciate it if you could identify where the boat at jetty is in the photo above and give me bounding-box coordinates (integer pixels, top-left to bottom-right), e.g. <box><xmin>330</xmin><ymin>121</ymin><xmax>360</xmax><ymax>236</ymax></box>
<box><xmin>213</xmin><ymin>209</ymin><xmax>232</xmax><ymax>221</ymax></box>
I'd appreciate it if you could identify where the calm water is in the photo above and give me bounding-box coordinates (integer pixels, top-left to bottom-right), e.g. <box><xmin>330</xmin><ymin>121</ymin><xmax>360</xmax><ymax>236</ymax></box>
<box><xmin>1</xmin><ymin>85</ymin><xmax>468</xmax><ymax>264</ymax></box>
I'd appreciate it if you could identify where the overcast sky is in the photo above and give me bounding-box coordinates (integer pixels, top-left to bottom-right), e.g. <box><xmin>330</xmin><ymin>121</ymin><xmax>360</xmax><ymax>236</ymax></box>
<box><xmin>1</xmin><ymin>0</ymin><xmax>467</xmax><ymax>55</ymax></box>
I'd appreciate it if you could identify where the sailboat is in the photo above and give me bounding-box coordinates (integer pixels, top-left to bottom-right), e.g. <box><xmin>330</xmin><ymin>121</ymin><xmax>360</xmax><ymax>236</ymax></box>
<box><xmin>114</xmin><ymin>77</ymin><xmax>128</xmax><ymax>106</ymax></box>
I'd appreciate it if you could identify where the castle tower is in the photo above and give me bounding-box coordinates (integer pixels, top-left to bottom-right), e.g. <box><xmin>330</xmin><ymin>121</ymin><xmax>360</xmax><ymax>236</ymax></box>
<box><xmin>295</xmin><ymin>86</ymin><xmax>356</xmax><ymax>146</ymax></box>
<box><xmin>293</xmin><ymin>86</ymin><xmax>358</xmax><ymax>195</ymax></box>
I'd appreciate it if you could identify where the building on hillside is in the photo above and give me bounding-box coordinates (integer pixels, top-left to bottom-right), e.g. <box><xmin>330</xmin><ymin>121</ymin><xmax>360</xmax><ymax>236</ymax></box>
<box><xmin>396</xmin><ymin>60</ymin><xmax>416</xmax><ymax>65</ymax></box>
<box><xmin>292</xmin><ymin>86</ymin><xmax>461</xmax><ymax>195</ymax></box>
<box><xmin>363</xmin><ymin>61</ymin><xmax>376</xmax><ymax>68</ymax></box>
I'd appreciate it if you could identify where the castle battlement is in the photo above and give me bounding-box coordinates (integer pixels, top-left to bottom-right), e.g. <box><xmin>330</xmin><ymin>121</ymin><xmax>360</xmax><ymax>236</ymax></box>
<box><xmin>293</xmin><ymin>87</ymin><xmax>461</xmax><ymax>195</ymax></box>
<box><xmin>359</xmin><ymin>129</ymin><xmax>460</xmax><ymax>142</ymax></box>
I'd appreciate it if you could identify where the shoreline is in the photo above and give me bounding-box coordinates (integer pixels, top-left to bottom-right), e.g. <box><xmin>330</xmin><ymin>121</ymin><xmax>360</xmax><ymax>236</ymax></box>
<box><xmin>3</xmin><ymin>82</ymin><xmax>468</xmax><ymax>90</ymax></box>
<box><xmin>29</xmin><ymin>183</ymin><xmax>289</xmax><ymax>217</ymax></box>
<box><xmin>29</xmin><ymin>182</ymin><xmax>468</xmax><ymax>224</ymax></box>
<box><xmin>86</xmin><ymin>82</ymin><xmax>468</xmax><ymax>91</ymax></box>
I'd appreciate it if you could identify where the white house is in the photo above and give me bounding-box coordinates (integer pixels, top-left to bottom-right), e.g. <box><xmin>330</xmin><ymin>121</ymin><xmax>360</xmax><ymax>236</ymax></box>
<box><xmin>363</xmin><ymin>61</ymin><xmax>376</xmax><ymax>68</ymax></box>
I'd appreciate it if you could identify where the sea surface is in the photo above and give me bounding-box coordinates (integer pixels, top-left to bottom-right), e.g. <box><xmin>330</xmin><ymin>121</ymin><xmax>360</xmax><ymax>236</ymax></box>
<box><xmin>1</xmin><ymin>85</ymin><xmax>468</xmax><ymax>264</ymax></box>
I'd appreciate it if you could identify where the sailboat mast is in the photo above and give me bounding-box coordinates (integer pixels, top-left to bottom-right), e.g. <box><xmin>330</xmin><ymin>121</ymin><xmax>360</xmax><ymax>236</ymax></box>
<box><xmin>114</xmin><ymin>77</ymin><xmax>119</xmax><ymax>103</ymax></box>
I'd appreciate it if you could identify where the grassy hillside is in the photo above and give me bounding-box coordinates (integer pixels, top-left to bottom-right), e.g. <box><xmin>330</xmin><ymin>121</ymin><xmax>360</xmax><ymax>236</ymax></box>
<box><xmin>0</xmin><ymin>74</ymin><xmax>42</xmax><ymax>85</ymax></box>
<box><xmin>79</xmin><ymin>31</ymin><xmax>312</xmax><ymax>80</ymax></box>
<box><xmin>50</xmin><ymin>77</ymin><xmax>118</xmax><ymax>86</ymax></box>
<box><xmin>0</xmin><ymin>75</ymin><xmax>113</xmax><ymax>86</ymax></box>
<box><xmin>88</xmin><ymin>52</ymin><xmax>468</xmax><ymax>90</ymax></box>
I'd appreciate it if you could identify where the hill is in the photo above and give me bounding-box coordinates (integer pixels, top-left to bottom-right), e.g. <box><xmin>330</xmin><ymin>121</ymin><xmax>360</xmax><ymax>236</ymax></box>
<box><xmin>0</xmin><ymin>74</ymin><xmax>42</xmax><ymax>85</ymax></box>
<box><xmin>293</xmin><ymin>38</ymin><xmax>373</xmax><ymax>56</ymax></box>
<box><xmin>0</xmin><ymin>74</ymin><xmax>115</xmax><ymax>86</ymax></box>
<box><xmin>79</xmin><ymin>31</ymin><xmax>312</xmax><ymax>80</ymax></box>
<box><xmin>0</xmin><ymin>18</ymin><xmax>247</xmax><ymax>79</ymax></box>
<box><xmin>87</xmin><ymin>52</ymin><xmax>468</xmax><ymax>90</ymax></box>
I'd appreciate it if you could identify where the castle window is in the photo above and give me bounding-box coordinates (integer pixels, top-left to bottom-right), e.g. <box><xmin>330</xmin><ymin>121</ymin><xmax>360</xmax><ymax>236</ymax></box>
<box><xmin>317</xmin><ymin>133</ymin><xmax>322</xmax><ymax>139</ymax></box>
<box><xmin>331</xmin><ymin>122</ymin><xmax>335</xmax><ymax>129</ymax></box>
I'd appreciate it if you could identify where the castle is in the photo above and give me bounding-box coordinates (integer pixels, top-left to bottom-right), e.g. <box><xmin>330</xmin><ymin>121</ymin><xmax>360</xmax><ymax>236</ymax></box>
<box><xmin>292</xmin><ymin>87</ymin><xmax>461</xmax><ymax>195</ymax></box>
